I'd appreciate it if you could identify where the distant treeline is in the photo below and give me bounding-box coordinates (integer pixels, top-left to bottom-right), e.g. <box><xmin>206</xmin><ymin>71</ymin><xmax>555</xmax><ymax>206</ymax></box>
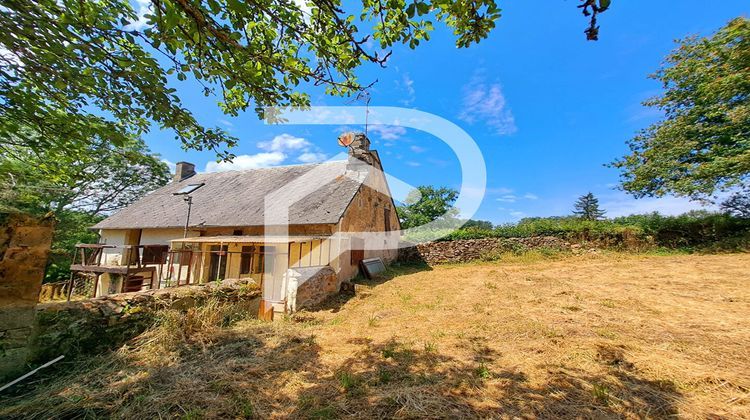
<box><xmin>407</xmin><ymin>211</ymin><xmax>750</xmax><ymax>251</ymax></box>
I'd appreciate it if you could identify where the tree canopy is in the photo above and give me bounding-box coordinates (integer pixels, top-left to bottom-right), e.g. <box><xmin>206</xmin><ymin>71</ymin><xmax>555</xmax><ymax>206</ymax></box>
<box><xmin>612</xmin><ymin>17</ymin><xmax>750</xmax><ymax>200</ymax></box>
<box><xmin>1</xmin><ymin>0</ymin><xmax>611</xmax><ymax>159</ymax></box>
<box><xmin>397</xmin><ymin>185</ymin><xmax>460</xmax><ymax>229</ymax></box>
<box><xmin>0</xmin><ymin>135</ymin><xmax>170</xmax><ymax>216</ymax></box>
<box><xmin>0</xmin><ymin>134</ymin><xmax>170</xmax><ymax>282</ymax></box>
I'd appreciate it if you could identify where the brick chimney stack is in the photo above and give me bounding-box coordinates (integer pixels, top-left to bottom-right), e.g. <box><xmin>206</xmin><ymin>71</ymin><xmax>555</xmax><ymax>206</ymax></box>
<box><xmin>174</xmin><ymin>161</ymin><xmax>196</xmax><ymax>182</ymax></box>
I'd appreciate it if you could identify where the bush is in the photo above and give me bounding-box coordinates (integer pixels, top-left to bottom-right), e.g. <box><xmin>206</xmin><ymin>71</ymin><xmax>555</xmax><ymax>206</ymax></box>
<box><xmin>404</xmin><ymin>211</ymin><xmax>750</xmax><ymax>250</ymax></box>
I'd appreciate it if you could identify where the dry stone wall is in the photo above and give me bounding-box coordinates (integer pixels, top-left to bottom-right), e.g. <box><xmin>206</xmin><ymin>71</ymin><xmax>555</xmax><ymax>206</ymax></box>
<box><xmin>398</xmin><ymin>237</ymin><xmax>571</xmax><ymax>264</ymax></box>
<box><xmin>0</xmin><ymin>213</ymin><xmax>54</xmax><ymax>380</ymax></box>
<box><xmin>31</xmin><ymin>279</ymin><xmax>261</xmax><ymax>364</ymax></box>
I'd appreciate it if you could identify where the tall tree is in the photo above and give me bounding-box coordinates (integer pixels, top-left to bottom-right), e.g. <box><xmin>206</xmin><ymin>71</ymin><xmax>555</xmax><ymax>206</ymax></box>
<box><xmin>397</xmin><ymin>186</ymin><xmax>460</xmax><ymax>229</ymax></box>
<box><xmin>573</xmin><ymin>192</ymin><xmax>606</xmax><ymax>220</ymax></box>
<box><xmin>612</xmin><ymin>18</ymin><xmax>750</xmax><ymax>200</ymax></box>
<box><xmin>720</xmin><ymin>189</ymin><xmax>750</xmax><ymax>218</ymax></box>
<box><xmin>0</xmin><ymin>134</ymin><xmax>170</xmax><ymax>282</ymax></box>
<box><xmin>0</xmin><ymin>0</ymin><xmax>611</xmax><ymax>159</ymax></box>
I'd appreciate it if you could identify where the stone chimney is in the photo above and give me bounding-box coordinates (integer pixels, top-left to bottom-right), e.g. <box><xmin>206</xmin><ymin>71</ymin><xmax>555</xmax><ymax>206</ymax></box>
<box><xmin>341</xmin><ymin>132</ymin><xmax>372</xmax><ymax>170</ymax></box>
<box><xmin>174</xmin><ymin>161</ymin><xmax>196</xmax><ymax>182</ymax></box>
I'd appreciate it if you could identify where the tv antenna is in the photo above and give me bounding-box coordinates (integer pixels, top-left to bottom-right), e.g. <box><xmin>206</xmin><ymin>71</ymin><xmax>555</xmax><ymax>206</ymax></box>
<box><xmin>349</xmin><ymin>88</ymin><xmax>372</xmax><ymax>136</ymax></box>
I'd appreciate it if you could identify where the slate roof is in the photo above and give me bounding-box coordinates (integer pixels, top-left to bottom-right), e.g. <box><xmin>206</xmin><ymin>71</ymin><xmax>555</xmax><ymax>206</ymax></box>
<box><xmin>93</xmin><ymin>160</ymin><xmax>365</xmax><ymax>229</ymax></box>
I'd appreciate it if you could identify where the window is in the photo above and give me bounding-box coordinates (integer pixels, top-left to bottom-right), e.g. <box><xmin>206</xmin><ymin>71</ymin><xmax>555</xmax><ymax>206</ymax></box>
<box><xmin>233</xmin><ymin>229</ymin><xmax>243</xmax><ymax>236</ymax></box>
<box><xmin>174</xmin><ymin>183</ymin><xmax>204</xmax><ymax>195</ymax></box>
<box><xmin>240</xmin><ymin>246</ymin><xmax>254</xmax><ymax>274</ymax></box>
<box><xmin>384</xmin><ymin>208</ymin><xmax>391</xmax><ymax>232</ymax></box>
<box><xmin>142</xmin><ymin>245</ymin><xmax>168</xmax><ymax>264</ymax></box>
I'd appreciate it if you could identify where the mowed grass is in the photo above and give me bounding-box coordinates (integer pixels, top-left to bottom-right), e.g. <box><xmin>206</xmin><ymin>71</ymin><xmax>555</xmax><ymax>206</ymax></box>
<box><xmin>2</xmin><ymin>253</ymin><xmax>749</xmax><ymax>419</ymax></box>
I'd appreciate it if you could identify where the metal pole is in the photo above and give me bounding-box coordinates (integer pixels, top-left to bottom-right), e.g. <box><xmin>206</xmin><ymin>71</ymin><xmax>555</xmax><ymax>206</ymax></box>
<box><xmin>183</xmin><ymin>195</ymin><xmax>192</xmax><ymax>238</ymax></box>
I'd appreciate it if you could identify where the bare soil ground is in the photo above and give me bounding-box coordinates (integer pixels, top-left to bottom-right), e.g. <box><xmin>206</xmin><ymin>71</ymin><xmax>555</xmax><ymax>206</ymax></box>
<box><xmin>2</xmin><ymin>253</ymin><xmax>749</xmax><ymax>419</ymax></box>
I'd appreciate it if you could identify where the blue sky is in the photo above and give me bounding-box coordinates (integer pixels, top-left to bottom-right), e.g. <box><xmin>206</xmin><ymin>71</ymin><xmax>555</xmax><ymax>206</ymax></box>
<box><xmin>144</xmin><ymin>1</ymin><xmax>748</xmax><ymax>224</ymax></box>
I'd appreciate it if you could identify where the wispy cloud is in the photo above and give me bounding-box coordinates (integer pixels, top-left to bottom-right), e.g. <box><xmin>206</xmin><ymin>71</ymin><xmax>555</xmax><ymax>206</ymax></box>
<box><xmin>600</xmin><ymin>192</ymin><xmax>716</xmax><ymax>217</ymax></box>
<box><xmin>368</xmin><ymin>125</ymin><xmax>407</xmax><ymax>140</ymax></box>
<box><xmin>458</xmin><ymin>73</ymin><xmax>517</xmax><ymax>135</ymax></box>
<box><xmin>398</xmin><ymin>73</ymin><xmax>416</xmax><ymax>106</ymax></box>
<box><xmin>493</xmin><ymin>189</ymin><xmax>538</xmax><ymax>203</ymax></box>
<box><xmin>297</xmin><ymin>152</ymin><xmax>328</xmax><ymax>163</ymax></box>
<box><xmin>218</xmin><ymin>119</ymin><xmax>234</xmax><ymax>128</ymax></box>
<box><xmin>405</xmin><ymin>161</ymin><xmax>421</xmax><ymax>167</ymax></box>
<box><xmin>496</xmin><ymin>194</ymin><xmax>517</xmax><ymax>203</ymax></box>
<box><xmin>410</xmin><ymin>145</ymin><xmax>426</xmax><ymax>153</ymax></box>
<box><xmin>257</xmin><ymin>134</ymin><xmax>310</xmax><ymax>152</ymax></box>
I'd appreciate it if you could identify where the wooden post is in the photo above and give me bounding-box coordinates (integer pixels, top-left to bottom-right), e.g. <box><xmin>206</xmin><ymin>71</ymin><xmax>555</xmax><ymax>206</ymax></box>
<box><xmin>92</xmin><ymin>273</ymin><xmax>99</xmax><ymax>298</ymax></box>
<box><xmin>65</xmin><ymin>272</ymin><xmax>74</xmax><ymax>302</ymax></box>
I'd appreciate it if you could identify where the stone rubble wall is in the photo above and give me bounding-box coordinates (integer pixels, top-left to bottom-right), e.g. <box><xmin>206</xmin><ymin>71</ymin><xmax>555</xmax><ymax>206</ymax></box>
<box><xmin>289</xmin><ymin>266</ymin><xmax>338</xmax><ymax>311</ymax></box>
<box><xmin>0</xmin><ymin>213</ymin><xmax>54</xmax><ymax>380</ymax></box>
<box><xmin>398</xmin><ymin>236</ymin><xmax>573</xmax><ymax>264</ymax></box>
<box><xmin>31</xmin><ymin>278</ymin><xmax>261</xmax><ymax>364</ymax></box>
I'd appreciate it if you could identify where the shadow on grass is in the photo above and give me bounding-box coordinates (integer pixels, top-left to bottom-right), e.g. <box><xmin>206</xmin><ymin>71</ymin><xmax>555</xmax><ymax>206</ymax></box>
<box><xmin>288</xmin><ymin>337</ymin><xmax>681</xmax><ymax>419</ymax></box>
<box><xmin>0</xmin><ymin>318</ymin><xmax>682</xmax><ymax>419</ymax></box>
<box><xmin>1</xmin><ymin>269</ymin><xmax>683</xmax><ymax>419</ymax></box>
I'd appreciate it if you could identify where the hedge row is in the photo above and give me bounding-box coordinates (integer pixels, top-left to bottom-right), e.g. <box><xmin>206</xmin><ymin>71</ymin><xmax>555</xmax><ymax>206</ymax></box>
<box><xmin>406</xmin><ymin>212</ymin><xmax>750</xmax><ymax>250</ymax></box>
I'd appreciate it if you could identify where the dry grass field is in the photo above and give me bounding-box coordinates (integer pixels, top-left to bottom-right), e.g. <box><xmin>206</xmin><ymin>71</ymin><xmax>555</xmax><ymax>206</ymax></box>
<box><xmin>2</xmin><ymin>252</ymin><xmax>749</xmax><ymax>419</ymax></box>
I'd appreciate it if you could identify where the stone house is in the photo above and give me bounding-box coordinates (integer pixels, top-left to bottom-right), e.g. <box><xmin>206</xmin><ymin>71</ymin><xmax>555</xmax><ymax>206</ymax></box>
<box><xmin>88</xmin><ymin>133</ymin><xmax>400</xmax><ymax>315</ymax></box>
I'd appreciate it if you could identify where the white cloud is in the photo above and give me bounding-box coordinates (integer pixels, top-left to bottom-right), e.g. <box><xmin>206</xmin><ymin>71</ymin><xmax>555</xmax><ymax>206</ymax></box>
<box><xmin>458</xmin><ymin>74</ymin><xmax>517</xmax><ymax>135</ymax></box>
<box><xmin>405</xmin><ymin>161</ymin><xmax>421</xmax><ymax>167</ymax></box>
<box><xmin>161</xmin><ymin>159</ymin><xmax>177</xmax><ymax>173</ymax></box>
<box><xmin>124</xmin><ymin>0</ymin><xmax>152</xmax><ymax>31</ymax></box>
<box><xmin>297</xmin><ymin>152</ymin><xmax>328</xmax><ymax>163</ymax></box>
<box><xmin>509</xmin><ymin>211</ymin><xmax>526</xmax><ymax>218</ymax></box>
<box><xmin>398</xmin><ymin>73</ymin><xmax>416</xmax><ymax>106</ymax></box>
<box><xmin>410</xmin><ymin>145</ymin><xmax>426</xmax><ymax>153</ymax></box>
<box><xmin>496</xmin><ymin>194</ymin><xmax>517</xmax><ymax>203</ymax></box>
<box><xmin>205</xmin><ymin>152</ymin><xmax>286</xmax><ymax>172</ymax></box>
<box><xmin>218</xmin><ymin>119</ymin><xmax>233</xmax><ymax>127</ymax></box>
<box><xmin>489</xmin><ymin>187</ymin><xmax>514</xmax><ymax>195</ymax></box>
<box><xmin>258</xmin><ymin>134</ymin><xmax>311</xmax><ymax>152</ymax></box>
<box><xmin>523</xmin><ymin>193</ymin><xmax>539</xmax><ymax>200</ymax></box>
<box><xmin>368</xmin><ymin>125</ymin><xmax>407</xmax><ymax>140</ymax></box>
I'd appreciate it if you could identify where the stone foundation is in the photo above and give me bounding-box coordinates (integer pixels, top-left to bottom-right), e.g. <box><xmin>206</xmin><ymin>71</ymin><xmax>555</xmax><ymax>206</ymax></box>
<box><xmin>398</xmin><ymin>236</ymin><xmax>571</xmax><ymax>264</ymax></box>
<box><xmin>0</xmin><ymin>213</ymin><xmax>54</xmax><ymax>380</ymax></box>
<box><xmin>286</xmin><ymin>266</ymin><xmax>338</xmax><ymax>311</ymax></box>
